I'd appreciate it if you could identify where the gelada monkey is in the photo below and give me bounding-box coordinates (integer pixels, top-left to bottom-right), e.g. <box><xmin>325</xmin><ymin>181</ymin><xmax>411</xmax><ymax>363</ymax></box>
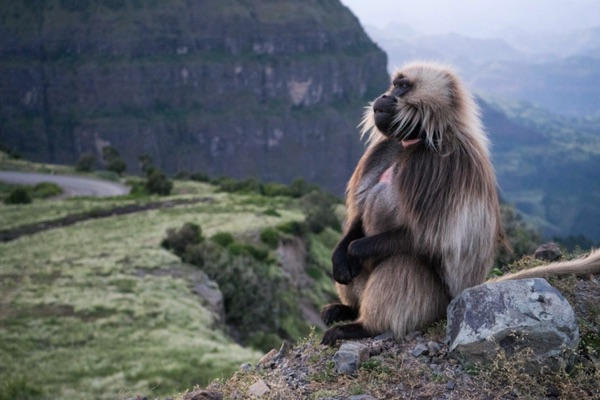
<box><xmin>321</xmin><ymin>61</ymin><xmax>600</xmax><ymax>345</ymax></box>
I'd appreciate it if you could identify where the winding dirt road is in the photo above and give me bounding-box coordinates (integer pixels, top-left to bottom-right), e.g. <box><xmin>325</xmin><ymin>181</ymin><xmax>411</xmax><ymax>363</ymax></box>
<box><xmin>0</xmin><ymin>171</ymin><xmax>130</xmax><ymax>197</ymax></box>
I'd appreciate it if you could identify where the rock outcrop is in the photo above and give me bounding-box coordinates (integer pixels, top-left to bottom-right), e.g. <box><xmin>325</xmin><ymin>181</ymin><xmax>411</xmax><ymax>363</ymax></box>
<box><xmin>0</xmin><ymin>0</ymin><xmax>388</xmax><ymax>193</ymax></box>
<box><xmin>447</xmin><ymin>278</ymin><xmax>580</xmax><ymax>372</ymax></box>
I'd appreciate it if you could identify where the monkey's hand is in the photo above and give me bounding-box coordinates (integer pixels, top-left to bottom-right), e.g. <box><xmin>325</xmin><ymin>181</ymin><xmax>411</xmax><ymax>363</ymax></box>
<box><xmin>332</xmin><ymin>243</ymin><xmax>361</xmax><ymax>284</ymax></box>
<box><xmin>346</xmin><ymin>238</ymin><xmax>370</xmax><ymax>274</ymax></box>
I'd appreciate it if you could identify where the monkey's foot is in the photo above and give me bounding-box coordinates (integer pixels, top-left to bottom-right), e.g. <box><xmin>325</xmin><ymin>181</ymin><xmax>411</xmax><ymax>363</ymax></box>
<box><xmin>321</xmin><ymin>322</ymin><xmax>373</xmax><ymax>346</ymax></box>
<box><xmin>321</xmin><ymin>303</ymin><xmax>358</xmax><ymax>326</ymax></box>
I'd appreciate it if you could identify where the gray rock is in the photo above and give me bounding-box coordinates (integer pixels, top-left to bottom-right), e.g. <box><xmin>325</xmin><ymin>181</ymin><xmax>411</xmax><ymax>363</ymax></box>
<box><xmin>247</xmin><ymin>379</ymin><xmax>270</xmax><ymax>397</ymax></box>
<box><xmin>427</xmin><ymin>340</ymin><xmax>442</xmax><ymax>356</ymax></box>
<box><xmin>447</xmin><ymin>278</ymin><xmax>579</xmax><ymax>372</ymax></box>
<box><xmin>332</xmin><ymin>341</ymin><xmax>370</xmax><ymax>374</ymax></box>
<box><xmin>348</xmin><ymin>395</ymin><xmax>377</xmax><ymax>400</ymax></box>
<box><xmin>410</xmin><ymin>342</ymin><xmax>429</xmax><ymax>357</ymax></box>
<box><xmin>534</xmin><ymin>242</ymin><xmax>562</xmax><ymax>262</ymax></box>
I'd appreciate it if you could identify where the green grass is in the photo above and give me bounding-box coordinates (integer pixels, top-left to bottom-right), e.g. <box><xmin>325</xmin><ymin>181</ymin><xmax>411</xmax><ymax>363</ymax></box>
<box><xmin>0</xmin><ymin>178</ymin><xmax>319</xmax><ymax>399</ymax></box>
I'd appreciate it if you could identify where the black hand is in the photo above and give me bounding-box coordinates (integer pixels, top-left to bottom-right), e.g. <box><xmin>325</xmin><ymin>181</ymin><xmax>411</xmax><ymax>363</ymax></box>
<box><xmin>332</xmin><ymin>243</ymin><xmax>353</xmax><ymax>284</ymax></box>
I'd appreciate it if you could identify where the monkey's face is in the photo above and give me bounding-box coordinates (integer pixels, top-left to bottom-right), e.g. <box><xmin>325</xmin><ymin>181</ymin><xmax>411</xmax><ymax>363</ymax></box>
<box><xmin>368</xmin><ymin>63</ymin><xmax>458</xmax><ymax>146</ymax></box>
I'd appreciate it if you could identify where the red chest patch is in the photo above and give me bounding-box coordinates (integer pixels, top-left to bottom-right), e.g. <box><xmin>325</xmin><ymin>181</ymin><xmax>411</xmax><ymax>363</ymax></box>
<box><xmin>380</xmin><ymin>164</ymin><xmax>394</xmax><ymax>183</ymax></box>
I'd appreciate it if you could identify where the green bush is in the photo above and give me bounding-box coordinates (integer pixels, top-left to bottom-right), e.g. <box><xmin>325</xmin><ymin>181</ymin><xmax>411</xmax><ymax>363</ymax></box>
<box><xmin>263</xmin><ymin>182</ymin><xmax>292</xmax><ymax>197</ymax></box>
<box><xmin>210</xmin><ymin>232</ymin><xmax>235</xmax><ymax>248</ymax></box>
<box><xmin>145</xmin><ymin>169</ymin><xmax>173</xmax><ymax>196</ymax></box>
<box><xmin>218</xmin><ymin>177</ymin><xmax>263</xmax><ymax>194</ymax></box>
<box><xmin>189</xmin><ymin>172</ymin><xmax>210</xmax><ymax>182</ymax></box>
<box><xmin>0</xmin><ymin>377</ymin><xmax>43</xmax><ymax>400</ymax></box>
<box><xmin>182</xmin><ymin>241</ymin><xmax>300</xmax><ymax>352</ymax></box>
<box><xmin>301</xmin><ymin>190</ymin><xmax>342</xmax><ymax>233</ymax></box>
<box><xmin>288</xmin><ymin>178</ymin><xmax>319</xmax><ymax>198</ymax></box>
<box><xmin>106</xmin><ymin>157</ymin><xmax>127</xmax><ymax>175</ymax></box>
<box><xmin>4</xmin><ymin>187</ymin><xmax>32</xmax><ymax>204</ymax></box>
<box><xmin>75</xmin><ymin>152</ymin><xmax>96</xmax><ymax>172</ymax></box>
<box><xmin>277</xmin><ymin>220</ymin><xmax>307</xmax><ymax>236</ymax></box>
<box><xmin>32</xmin><ymin>182</ymin><xmax>62</xmax><ymax>198</ymax></box>
<box><xmin>102</xmin><ymin>146</ymin><xmax>127</xmax><ymax>175</ymax></box>
<box><xmin>260</xmin><ymin>228</ymin><xmax>280</xmax><ymax>248</ymax></box>
<box><xmin>161</xmin><ymin>223</ymin><xmax>203</xmax><ymax>258</ymax></box>
<box><xmin>226</xmin><ymin>242</ymin><xmax>269</xmax><ymax>262</ymax></box>
<box><xmin>263</xmin><ymin>208</ymin><xmax>281</xmax><ymax>217</ymax></box>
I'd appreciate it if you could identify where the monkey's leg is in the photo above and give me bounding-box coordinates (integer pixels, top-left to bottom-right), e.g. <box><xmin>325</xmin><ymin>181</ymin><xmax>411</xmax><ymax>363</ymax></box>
<box><xmin>332</xmin><ymin>219</ymin><xmax>365</xmax><ymax>284</ymax></box>
<box><xmin>321</xmin><ymin>323</ymin><xmax>372</xmax><ymax>346</ymax></box>
<box><xmin>358</xmin><ymin>260</ymin><xmax>449</xmax><ymax>340</ymax></box>
<box><xmin>320</xmin><ymin>303</ymin><xmax>359</xmax><ymax>326</ymax></box>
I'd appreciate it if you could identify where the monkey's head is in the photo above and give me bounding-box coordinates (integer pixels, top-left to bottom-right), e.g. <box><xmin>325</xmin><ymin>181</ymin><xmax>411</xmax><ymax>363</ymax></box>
<box><xmin>362</xmin><ymin>62</ymin><xmax>482</xmax><ymax>151</ymax></box>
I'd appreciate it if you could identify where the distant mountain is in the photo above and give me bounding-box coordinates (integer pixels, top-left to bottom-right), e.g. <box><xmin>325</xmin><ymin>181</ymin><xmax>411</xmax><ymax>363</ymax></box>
<box><xmin>0</xmin><ymin>0</ymin><xmax>388</xmax><ymax>193</ymax></box>
<box><xmin>366</xmin><ymin>26</ymin><xmax>600</xmax><ymax>118</ymax></box>
<box><xmin>480</xmin><ymin>97</ymin><xmax>600</xmax><ymax>242</ymax></box>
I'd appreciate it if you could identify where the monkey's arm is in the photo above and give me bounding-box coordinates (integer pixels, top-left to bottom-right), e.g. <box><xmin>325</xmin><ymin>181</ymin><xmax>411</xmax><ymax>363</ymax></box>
<box><xmin>347</xmin><ymin>226</ymin><xmax>443</xmax><ymax>272</ymax></box>
<box><xmin>331</xmin><ymin>218</ymin><xmax>365</xmax><ymax>284</ymax></box>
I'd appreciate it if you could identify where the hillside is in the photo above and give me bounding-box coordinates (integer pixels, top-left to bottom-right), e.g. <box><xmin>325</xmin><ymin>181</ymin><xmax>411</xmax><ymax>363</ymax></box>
<box><xmin>480</xmin><ymin>98</ymin><xmax>600</xmax><ymax>242</ymax></box>
<box><xmin>0</xmin><ymin>159</ymin><xmax>342</xmax><ymax>399</ymax></box>
<box><xmin>2</xmin><ymin>154</ymin><xmax>598</xmax><ymax>399</ymax></box>
<box><xmin>0</xmin><ymin>0</ymin><xmax>388</xmax><ymax>192</ymax></box>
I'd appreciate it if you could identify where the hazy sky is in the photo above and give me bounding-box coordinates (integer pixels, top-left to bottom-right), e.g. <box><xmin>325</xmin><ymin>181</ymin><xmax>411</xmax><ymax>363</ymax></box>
<box><xmin>340</xmin><ymin>0</ymin><xmax>600</xmax><ymax>38</ymax></box>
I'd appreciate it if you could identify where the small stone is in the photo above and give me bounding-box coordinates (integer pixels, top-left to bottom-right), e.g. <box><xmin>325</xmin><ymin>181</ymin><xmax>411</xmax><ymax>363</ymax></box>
<box><xmin>248</xmin><ymin>379</ymin><xmax>270</xmax><ymax>397</ymax></box>
<box><xmin>374</xmin><ymin>331</ymin><xmax>395</xmax><ymax>341</ymax></box>
<box><xmin>182</xmin><ymin>390</ymin><xmax>223</xmax><ymax>400</ymax></box>
<box><xmin>332</xmin><ymin>341</ymin><xmax>370</xmax><ymax>374</ymax></box>
<box><xmin>239</xmin><ymin>362</ymin><xmax>253</xmax><ymax>372</ymax></box>
<box><xmin>546</xmin><ymin>384</ymin><xmax>560</xmax><ymax>397</ymax></box>
<box><xmin>446</xmin><ymin>381</ymin><xmax>456</xmax><ymax>391</ymax></box>
<box><xmin>534</xmin><ymin>242</ymin><xmax>562</xmax><ymax>262</ymax></box>
<box><xmin>410</xmin><ymin>342</ymin><xmax>428</xmax><ymax>357</ymax></box>
<box><xmin>369</xmin><ymin>341</ymin><xmax>384</xmax><ymax>357</ymax></box>
<box><xmin>348</xmin><ymin>395</ymin><xmax>377</xmax><ymax>400</ymax></box>
<box><xmin>427</xmin><ymin>340</ymin><xmax>442</xmax><ymax>355</ymax></box>
<box><xmin>258</xmin><ymin>349</ymin><xmax>279</xmax><ymax>366</ymax></box>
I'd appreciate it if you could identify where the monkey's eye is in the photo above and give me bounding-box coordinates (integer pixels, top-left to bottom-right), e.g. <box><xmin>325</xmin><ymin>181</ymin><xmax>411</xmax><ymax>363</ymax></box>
<box><xmin>392</xmin><ymin>78</ymin><xmax>412</xmax><ymax>96</ymax></box>
<box><xmin>393</xmin><ymin>78</ymin><xmax>411</xmax><ymax>89</ymax></box>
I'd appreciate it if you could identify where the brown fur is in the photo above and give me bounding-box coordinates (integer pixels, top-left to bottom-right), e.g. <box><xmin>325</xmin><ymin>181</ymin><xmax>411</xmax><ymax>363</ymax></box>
<box><xmin>321</xmin><ymin>61</ymin><xmax>600</xmax><ymax>345</ymax></box>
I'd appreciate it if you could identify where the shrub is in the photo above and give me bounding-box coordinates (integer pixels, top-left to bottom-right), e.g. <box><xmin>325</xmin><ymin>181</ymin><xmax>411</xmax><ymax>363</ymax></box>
<box><xmin>289</xmin><ymin>178</ymin><xmax>319</xmax><ymax>198</ymax></box>
<box><xmin>277</xmin><ymin>220</ymin><xmax>307</xmax><ymax>236</ymax></box>
<box><xmin>227</xmin><ymin>242</ymin><xmax>269</xmax><ymax>262</ymax></box>
<box><xmin>210</xmin><ymin>232</ymin><xmax>235</xmax><ymax>248</ymax></box>
<box><xmin>138</xmin><ymin>154</ymin><xmax>154</xmax><ymax>175</ymax></box>
<box><xmin>145</xmin><ymin>169</ymin><xmax>173</xmax><ymax>196</ymax></box>
<box><xmin>218</xmin><ymin>177</ymin><xmax>263</xmax><ymax>194</ymax></box>
<box><xmin>260</xmin><ymin>227</ymin><xmax>280</xmax><ymax>248</ymax></box>
<box><xmin>161</xmin><ymin>223</ymin><xmax>203</xmax><ymax>257</ymax></box>
<box><xmin>32</xmin><ymin>182</ymin><xmax>62</xmax><ymax>198</ymax></box>
<box><xmin>102</xmin><ymin>146</ymin><xmax>127</xmax><ymax>175</ymax></box>
<box><xmin>76</xmin><ymin>152</ymin><xmax>96</xmax><ymax>172</ymax></box>
<box><xmin>263</xmin><ymin>208</ymin><xmax>281</xmax><ymax>217</ymax></box>
<box><xmin>263</xmin><ymin>182</ymin><xmax>292</xmax><ymax>197</ymax></box>
<box><xmin>189</xmin><ymin>172</ymin><xmax>210</xmax><ymax>182</ymax></box>
<box><xmin>106</xmin><ymin>157</ymin><xmax>127</xmax><ymax>175</ymax></box>
<box><xmin>301</xmin><ymin>190</ymin><xmax>342</xmax><ymax>234</ymax></box>
<box><xmin>4</xmin><ymin>187</ymin><xmax>32</xmax><ymax>204</ymax></box>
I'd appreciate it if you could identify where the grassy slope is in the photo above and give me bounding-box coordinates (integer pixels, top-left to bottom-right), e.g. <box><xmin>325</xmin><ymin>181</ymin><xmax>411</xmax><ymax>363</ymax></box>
<box><xmin>0</xmin><ymin>170</ymin><xmax>320</xmax><ymax>399</ymax></box>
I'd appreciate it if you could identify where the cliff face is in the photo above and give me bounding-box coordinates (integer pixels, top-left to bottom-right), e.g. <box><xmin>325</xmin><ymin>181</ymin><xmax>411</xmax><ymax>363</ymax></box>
<box><xmin>0</xmin><ymin>0</ymin><xmax>388</xmax><ymax>192</ymax></box>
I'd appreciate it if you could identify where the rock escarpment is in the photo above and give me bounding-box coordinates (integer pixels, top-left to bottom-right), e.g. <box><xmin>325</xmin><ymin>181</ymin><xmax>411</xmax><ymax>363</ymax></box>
<box><xmin>0</xmin><ymin>0</ymin><xmax>388</xmax><ymax>192</ymax></box>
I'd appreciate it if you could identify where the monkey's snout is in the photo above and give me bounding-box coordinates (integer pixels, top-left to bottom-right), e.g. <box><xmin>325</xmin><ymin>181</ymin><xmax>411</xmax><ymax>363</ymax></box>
<box><xmin>373</xmin><ymin>95</ymin><xmax>397</xmax><ymax>135</ymax></box>
<box><xmin>373</xmin><ymin>95</ymin><xmax>397</xmax><ymax>114</ymax></box>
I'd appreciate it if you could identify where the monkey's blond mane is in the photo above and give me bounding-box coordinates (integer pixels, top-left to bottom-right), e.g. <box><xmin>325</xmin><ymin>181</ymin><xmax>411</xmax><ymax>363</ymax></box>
<box><xmin>360</xmin><ymin>61</ymin><xmax>490</xmax><ymax>156</ymax></box>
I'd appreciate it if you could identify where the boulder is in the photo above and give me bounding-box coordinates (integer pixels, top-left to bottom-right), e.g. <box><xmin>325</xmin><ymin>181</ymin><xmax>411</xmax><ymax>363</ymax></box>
<box><xmin>447</xmin><ymin>278</ymin><xmax>579</xmax><ymax>371</ymax></box>
<box><xmin>534</xmin><ymin>242</ymin><xmax>562</xmax><ymax>262</ymax></box>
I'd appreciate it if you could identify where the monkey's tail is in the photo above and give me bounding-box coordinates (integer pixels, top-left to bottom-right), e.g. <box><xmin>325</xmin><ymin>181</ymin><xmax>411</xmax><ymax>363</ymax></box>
<box><xmin>488</xmin><ymin>249</ymin><xmax>600</xmax><ymax>283</ymax></box>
